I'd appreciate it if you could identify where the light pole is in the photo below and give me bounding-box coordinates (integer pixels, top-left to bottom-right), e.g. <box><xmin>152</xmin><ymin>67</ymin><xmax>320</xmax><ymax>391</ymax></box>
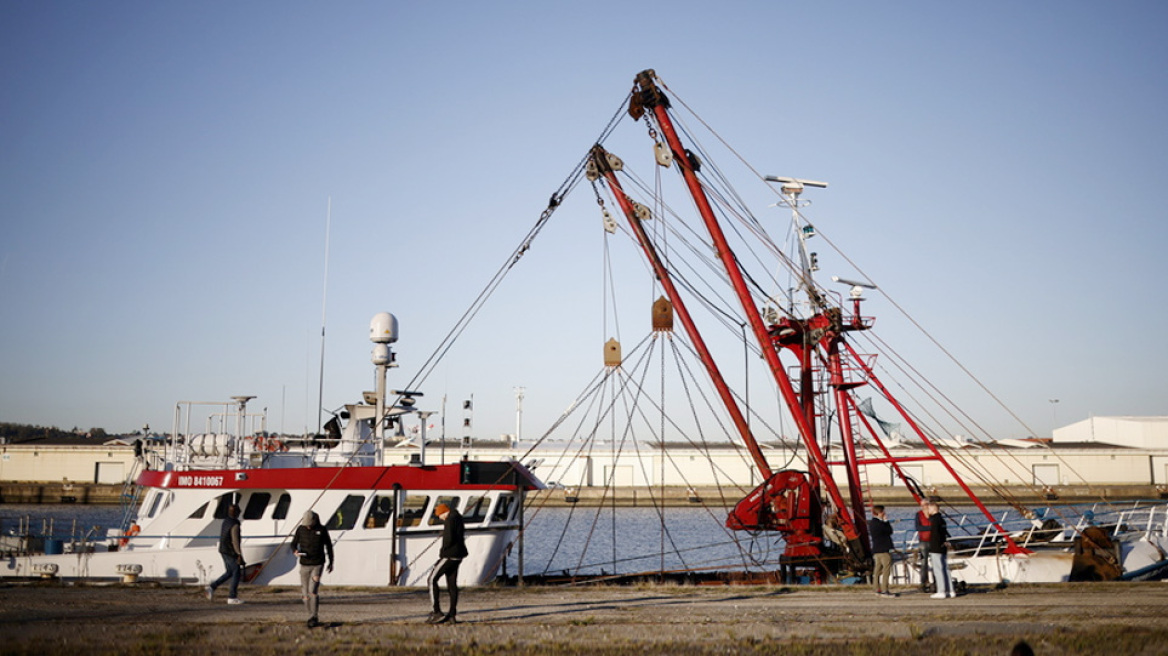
<box><xmin>514</xmin><ymin>387</ymin><xmax>525</xmax><ymax>448</ymax></box>
<box><xmin>1049</xmin><ymin>399</ymin><xmax>1060</xmax><ymax>437</ymax></box>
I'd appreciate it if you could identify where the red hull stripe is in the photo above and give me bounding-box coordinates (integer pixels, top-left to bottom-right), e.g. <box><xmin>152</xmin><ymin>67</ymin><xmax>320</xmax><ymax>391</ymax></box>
<box><xmin>136</xmin><ymin>463</ymin><xmax>536</xmax><ymax>492</ymax></box>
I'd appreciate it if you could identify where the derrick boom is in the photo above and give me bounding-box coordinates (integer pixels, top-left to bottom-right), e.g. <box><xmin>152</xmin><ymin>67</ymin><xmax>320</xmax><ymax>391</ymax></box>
<box><xmin>628</xmin><ymin>70</ymin><xmax>867</xmax><ymax>569</ymax></box>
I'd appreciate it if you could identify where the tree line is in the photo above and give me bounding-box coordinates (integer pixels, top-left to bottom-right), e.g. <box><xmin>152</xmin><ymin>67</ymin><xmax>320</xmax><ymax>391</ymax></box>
<box><xmin>0</xmin><ymin>422</ymin><xmax>109</xmax><ymax>443</ymax></box>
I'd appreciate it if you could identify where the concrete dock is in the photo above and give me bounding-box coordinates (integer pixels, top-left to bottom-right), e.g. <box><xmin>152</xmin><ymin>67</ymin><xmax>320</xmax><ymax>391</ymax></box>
<box><xmin>2</xmin><ymin>581</ymin><xmax>1166</xmax><ymax>654</ymax></box>
<box><xmin>4</xmin><ymin>482</ymin><xmax>1167</xmax><ymax>506</ymax></box>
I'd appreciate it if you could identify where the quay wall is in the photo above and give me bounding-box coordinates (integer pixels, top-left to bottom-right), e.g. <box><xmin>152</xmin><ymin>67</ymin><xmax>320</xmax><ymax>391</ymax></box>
<box><xmin>1</xmin><ymin>482</ymin><xmax>1163</xmax><ymax>507</ymax></box>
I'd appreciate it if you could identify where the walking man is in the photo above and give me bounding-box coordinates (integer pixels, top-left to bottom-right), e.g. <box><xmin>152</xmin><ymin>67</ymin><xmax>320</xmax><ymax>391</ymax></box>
<box><xmin>427</xmin><ymin>502</ymin><xmax>467</xmax><ymax>624</ymax></box>
<box><xmin>206</xmin><ymin>503</ymin><xmax>245</xmax><ymax>605</ymax></box>
<box><xmin>868</xmin><ymin>505</ymin><xmax>895</xmax><ymax>597</ymax></box>
<box><xmin>291</xmin><ymin>510</ymin><xmax>334</xmax><ymax>628</ymax></box>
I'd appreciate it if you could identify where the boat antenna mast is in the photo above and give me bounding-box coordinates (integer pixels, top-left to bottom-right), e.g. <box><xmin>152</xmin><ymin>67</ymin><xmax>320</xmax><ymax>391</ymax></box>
<box><xmin>316</xmin><ymin>197</ymin><xmax>332</xmax><ymax>435</ymax></box>
<box><xmin>766</xmin><ymin>176</ymin><xmax>830</xmax><ymax>317</ymax></box>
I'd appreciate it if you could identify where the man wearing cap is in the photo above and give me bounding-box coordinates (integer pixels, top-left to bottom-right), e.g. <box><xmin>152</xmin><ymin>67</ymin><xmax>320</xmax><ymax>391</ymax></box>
<box><xmin>427</xmin><ymin>502</ymin><xmax>467</xmax><ymax>624</ymax></box>
<box><xmin>291</xmin><ymin>510</ymin><xmax>335</xmax><ymax>628</ymax></box>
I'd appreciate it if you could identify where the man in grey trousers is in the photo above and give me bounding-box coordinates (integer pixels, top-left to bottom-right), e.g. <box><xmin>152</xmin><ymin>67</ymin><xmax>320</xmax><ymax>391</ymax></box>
<box><xmin>290</xmin><ymin>510</ymin><xmax>335</xmax><ymax>628</ymax></box>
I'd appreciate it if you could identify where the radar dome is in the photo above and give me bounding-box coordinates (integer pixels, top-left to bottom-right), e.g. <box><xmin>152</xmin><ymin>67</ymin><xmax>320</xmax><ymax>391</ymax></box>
<box><xmin>370</xmin><ymin>312</ymin><xmax>399</xmax><ymax>344</ymax></box>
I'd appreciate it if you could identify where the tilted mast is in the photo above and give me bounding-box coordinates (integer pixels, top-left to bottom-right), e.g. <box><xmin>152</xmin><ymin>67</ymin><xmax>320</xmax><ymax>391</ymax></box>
<box><xmin>628</xmin><ymin>70</ymin><xmax>864</xmax><ymax>554</ymax></box>
<box><xmin>587</xmin><ymin>144</ymin><xmax>772</xmax><ymax>479</ymax></box>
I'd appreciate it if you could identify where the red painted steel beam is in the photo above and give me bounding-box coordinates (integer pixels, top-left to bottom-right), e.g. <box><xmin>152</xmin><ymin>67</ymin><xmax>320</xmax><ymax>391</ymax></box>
<box><xmin>591</xmin><ymin>146</ymin><xmax>773</xmax><ymax>479</ymax></box>
<box><xmin>631</xmin><ymin>71</ymin><xmax>860</xmax><ymax>543</ymax></box>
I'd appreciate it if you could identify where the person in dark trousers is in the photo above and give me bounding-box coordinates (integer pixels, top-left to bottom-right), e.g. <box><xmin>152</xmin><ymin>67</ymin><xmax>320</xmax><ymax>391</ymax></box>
<box><xmin>290</xmin><ymin>510</ymin><xmax>334</xmax><ymax>628</ymax></box>
<box><xmin>868</xmin><ymin>505</ymin><xmax>896</xmax><ymax>597</ymax></box>
<box><xmin>926</xmin><ymin>500</ymin><xmax>955</xmax><ymax>598</ymax></box>
<box><xmin>427</xmin><ymin>503</ymin><xmax>467</xmax><ymax>624</ymax></box>
<box><xmin>206</xmin><ymin>503</ymin><xmax>245</xmax><ymax>604</ymax></box>
<box><xmin>915</xmin><ymin>498</ymin><xmax>932</xmax><ymax>591</ymax></box>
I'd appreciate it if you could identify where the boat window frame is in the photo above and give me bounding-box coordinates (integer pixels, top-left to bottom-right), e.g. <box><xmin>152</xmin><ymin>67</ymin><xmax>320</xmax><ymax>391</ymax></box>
<box><xmin>463</xmin><ymin>495</ymin><xmax>489</xmax><ymax>524</ymax></box>
<box><xmin>272</xmin><ymin>493</ymin><xmax>292</xmax><ymax>520</ymax></box>
<box><xmin>243</xmin><ymin>492</ymin><xmax>271</xmax><ymax>520</ymax></box>
<box><xmin>212</xmin><ymin>493</ymin><xmax>240</xmax><ymax>519</ymax></box>
<box><xmin>397</xmin><ymin>494</ymin><xmax>430</xmax><ymax>528</ymax></box>
<box><xmin>428</xmin><ymin>496</ymin><xmax>460</xmax><ymax>526</ymax></box>
<box><xmin>364</xmin><ymin>494</ymin><xmax>395</xmax><ymax>529</ymax></box>
<box><xmin>492</xmin><ymin>493</ymin><xmax>515</xmax><ymax>521</ymax></box>
<box><xmin>326</xmin><ymin>494</ymin><xmax>366</xmax><ymax>532</ymax></box>
<box><xmin>147</xmin><ymin>491</ymin><xmax>165</xmax><ymax>519</ymax></box>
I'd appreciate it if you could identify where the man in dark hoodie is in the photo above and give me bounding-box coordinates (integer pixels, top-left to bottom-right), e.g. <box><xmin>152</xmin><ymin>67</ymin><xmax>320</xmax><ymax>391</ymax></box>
<box><xmin>291</xmin><ymin>510</ymin><xmax>334</xmax><ymax>628</ymax></box>
<box><xmin>206</xmin><ymin>503</ymin><xmax>245</xmax><ymax>605</ymax></box>
<box><xmin>426</xmin><ymin>503</ymin><xmax>467</xmax><ymax>624</ymax></box>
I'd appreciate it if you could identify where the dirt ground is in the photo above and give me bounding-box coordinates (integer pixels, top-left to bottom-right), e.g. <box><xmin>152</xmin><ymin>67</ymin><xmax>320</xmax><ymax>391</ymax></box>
<box><xmin>2</xmin><ymin>580</ymin><xmax>1167</xmax><ymax>655</ymax></box>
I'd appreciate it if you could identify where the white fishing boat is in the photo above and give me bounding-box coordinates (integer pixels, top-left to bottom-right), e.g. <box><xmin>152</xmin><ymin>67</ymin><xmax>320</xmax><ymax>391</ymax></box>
<box><xmin>1</xmin><ymin>312</ymin><xmax>543</xmax><ymax>587</ymax></box>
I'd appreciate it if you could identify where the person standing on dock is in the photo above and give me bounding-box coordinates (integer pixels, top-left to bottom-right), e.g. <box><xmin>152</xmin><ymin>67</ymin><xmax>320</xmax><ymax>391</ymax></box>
<box><xmin>206</xmin><ymin>503</ymin><xmax>245</xmax><ymax>605</ymax></box>
<box><xmin>925</xmin><ymin>500</ymin><xmax>955</xmax><ymax>599</ymax></box>
<box><xmin>427</xmin><ymin>503</ymin><xmax>467</xmax><ymax>624</ymax></box>
<box><xmin>868</xmin><ymin>505</ymin><xmax>895</xmax><ymax>597</ymax></box>
<box><xmin>291</xmin><ymin>510</ymin><xmax>335</xmax><ymax>628</ymax></box>
<box><xmin>915</xmin><ymin>499</ymin><xmax>932</xmax><ymax>592</ymax></box>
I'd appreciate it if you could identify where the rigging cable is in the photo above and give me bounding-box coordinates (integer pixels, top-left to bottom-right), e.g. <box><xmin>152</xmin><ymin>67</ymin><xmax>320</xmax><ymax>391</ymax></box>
<box><xmin>401</xmin><ymin>93</ymin><xmax>633</xmax><ymax>396</ymax></box>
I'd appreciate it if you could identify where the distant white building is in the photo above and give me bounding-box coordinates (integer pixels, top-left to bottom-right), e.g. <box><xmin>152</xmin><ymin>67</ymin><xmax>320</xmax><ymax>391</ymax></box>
<box><xmin>1053</xmin><ymin>416</ymin><xmax>1168</xmax><ymax>449</ymax></box>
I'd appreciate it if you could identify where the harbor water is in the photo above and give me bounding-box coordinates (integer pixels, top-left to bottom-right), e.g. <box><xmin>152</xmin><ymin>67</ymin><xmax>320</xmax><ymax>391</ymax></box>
<box><xmin>1</xmin><ymin>502</ymin><xmax>1086</xmax><ymax>580</ymax></box>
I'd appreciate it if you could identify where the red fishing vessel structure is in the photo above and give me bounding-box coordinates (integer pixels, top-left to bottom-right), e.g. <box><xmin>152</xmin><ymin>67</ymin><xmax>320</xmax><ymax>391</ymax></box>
<box><xmin>581</xmin><ymin>70</ymin><xmax>1087</xmax><ymax>584</ymax></box>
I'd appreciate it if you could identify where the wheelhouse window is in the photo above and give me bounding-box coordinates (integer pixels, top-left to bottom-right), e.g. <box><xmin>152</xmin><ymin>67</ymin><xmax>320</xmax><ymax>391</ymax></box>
<box><xmin>492</xmin><ymin>494</ymin><xmax>515</xmax><ymax>521</ymax></box>
<box><xmin>147</xmin><ymin>492</ymin><xmax>165</xmax><ymax>519</ymax></box>
<box><xmin>428</xmin><ymin>496</ymin><xmax>460</xmax><ymax>526</ymax></box>
<box><xmin>463</xmin><ymin>496</ymin><xmax>489</xmax><ymax>524</ymax></box>
<box><xmin>365</xmin><ymin>494</ymin><xmax>395</xmax><ymax>529</ymax></box>
<box><xmin>188</xmin><ymin>502</ymin><xmax>208</xmax><ymax>519</ymax></box>
<box><xmin>397</xmin><ymin>495</ymin><xmax>430</xmax><ymax>528</ymax></box>
<box><xmin>327</xmin><ymin>495</ymin><xmax>365</xmax><ymax>531</ymax></box>
<box><xmin>213</xmin><ymin>494</ymin><xmax>240</xmax><ymax>519</ymax></box>
<box><xmin>273</xmin><ymin>493</ymin><xmax>291</xmax><ymax>520</ymax></box>
<box><xmin>243</xmin><ymin>492</ymin><xmax>271</xmax><ymax>520</ymax></box>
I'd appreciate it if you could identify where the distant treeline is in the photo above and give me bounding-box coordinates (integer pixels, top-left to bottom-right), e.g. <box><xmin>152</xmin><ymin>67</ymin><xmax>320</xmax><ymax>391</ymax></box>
<box><xmin>0</xmin><ymin>422</ymin><xmax>108</xmax><ymax>443</ymax></box>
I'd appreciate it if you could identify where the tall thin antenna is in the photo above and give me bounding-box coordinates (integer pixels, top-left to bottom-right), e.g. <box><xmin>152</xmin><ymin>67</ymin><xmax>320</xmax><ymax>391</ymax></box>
<box><xmin>316</xmin><ymin>197</ymin><xmax>332</xmax><ymax>434</ymax></box>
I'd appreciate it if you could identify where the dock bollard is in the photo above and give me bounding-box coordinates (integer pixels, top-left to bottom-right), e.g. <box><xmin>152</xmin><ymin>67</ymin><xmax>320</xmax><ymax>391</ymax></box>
<box><xmin>117</xmin><ymin>563</ymin><xmax>143</xmax><ymax>583</ymax></box>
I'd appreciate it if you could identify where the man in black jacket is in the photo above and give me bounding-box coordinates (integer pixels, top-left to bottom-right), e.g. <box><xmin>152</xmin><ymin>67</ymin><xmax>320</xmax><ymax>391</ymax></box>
<box><xmin>427</xmin><ymin>503</ymin><xmax>468</xmax><ymax>624</ymax></box>
<box><xmin>868</xmin><ymin>505</ymin><xmax>896</xmax><ymax>597</ymax></box>
<box><xmin>926</xmin><ymin>500</ymin><xmax>955</xmax><ymax>598</ymax></box>
<box><xmin>206</xmin><ymin>503</ymin><xmax>245</xmax><ymax>605</ymax></box>
<box><xmin>291</xmin><ymin>510</ymin><xmax>335</xmax><ymax>628</ymax></box>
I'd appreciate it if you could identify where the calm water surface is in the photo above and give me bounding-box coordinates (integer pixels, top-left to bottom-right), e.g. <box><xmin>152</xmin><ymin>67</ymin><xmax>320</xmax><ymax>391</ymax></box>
<box><xmin>3</xmin><ymin>502</ymin><xmax>1056</xmax><ymax>577</ymax></box>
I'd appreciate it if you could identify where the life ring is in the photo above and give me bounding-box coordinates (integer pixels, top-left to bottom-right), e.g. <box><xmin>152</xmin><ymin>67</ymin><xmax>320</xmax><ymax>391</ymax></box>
<box><xmin>119</xmin><ymin>523</ymin><xmax>140</xmax><ymax>547</ymax></box>
<box><xmin>266</xmin><ymin>439</ymin><xmax>284</xmax><ymax>453</ymax></box>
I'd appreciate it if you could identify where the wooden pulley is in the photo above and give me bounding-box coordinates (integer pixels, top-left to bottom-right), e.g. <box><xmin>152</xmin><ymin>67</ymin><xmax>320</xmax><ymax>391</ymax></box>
<box><xmin>652</xmin><ymin>296</ymin><xmax>674</xmax><ymax>332</ymax></box>
<box><xmin>603</xmin><ymin>338</ymin><xmax>622</xmax><ymax>367</ymax></box>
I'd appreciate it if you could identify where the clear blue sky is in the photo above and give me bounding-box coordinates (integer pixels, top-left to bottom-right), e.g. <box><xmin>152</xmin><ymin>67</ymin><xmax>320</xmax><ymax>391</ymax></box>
<box><xmin>2</xmin><ymin>1</ymin><xmax>1165</xmax><ymax>442</ymax></box>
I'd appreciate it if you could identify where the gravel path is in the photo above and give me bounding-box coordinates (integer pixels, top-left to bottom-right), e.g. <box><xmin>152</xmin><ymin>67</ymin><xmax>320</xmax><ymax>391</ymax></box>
<box><xmin>2</xmin><ymin>581</ymin><xmax>1167</xmax><ymax>655</ymax></box>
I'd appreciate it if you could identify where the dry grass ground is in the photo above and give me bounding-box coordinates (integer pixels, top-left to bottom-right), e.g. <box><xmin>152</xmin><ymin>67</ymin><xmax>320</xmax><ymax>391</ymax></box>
<box><xmin>1</xmin><ymin>581</ymin><xmax>1166</xmax><ymax>655</ymax></box>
